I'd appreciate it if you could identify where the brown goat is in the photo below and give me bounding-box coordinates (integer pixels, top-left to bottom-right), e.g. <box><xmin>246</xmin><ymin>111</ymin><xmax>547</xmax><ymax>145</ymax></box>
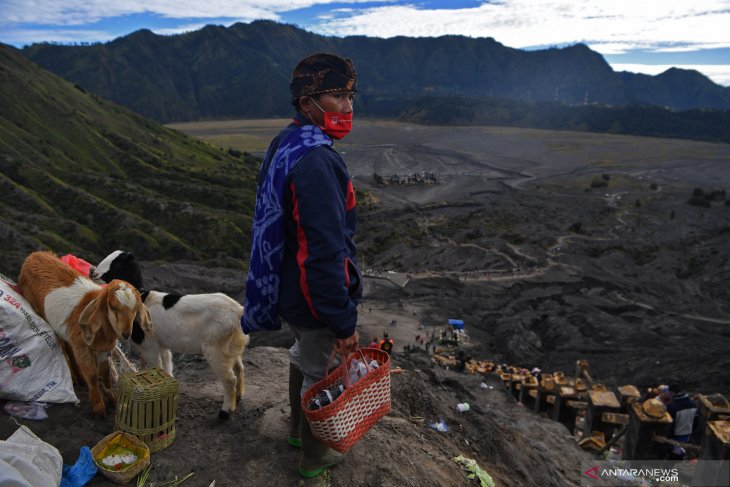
<box><xmin>18</xmin><ymin>251</ymin><xmax>152</xmax><ymax>418</ymax></box>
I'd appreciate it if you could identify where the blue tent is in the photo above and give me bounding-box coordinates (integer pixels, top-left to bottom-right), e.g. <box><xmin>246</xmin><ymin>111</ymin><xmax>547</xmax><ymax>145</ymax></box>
<box><xmin>448</xmin><ymin>319</ymin><xmax>464</xmax><ymax>330</ymax></box>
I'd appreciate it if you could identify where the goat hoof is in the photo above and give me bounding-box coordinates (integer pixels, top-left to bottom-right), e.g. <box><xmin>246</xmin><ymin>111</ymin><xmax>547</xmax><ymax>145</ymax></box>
<box><xmin>218</xmin><ymin>410</ymin><xmax>231</xmax><ymax>420</ymax></box>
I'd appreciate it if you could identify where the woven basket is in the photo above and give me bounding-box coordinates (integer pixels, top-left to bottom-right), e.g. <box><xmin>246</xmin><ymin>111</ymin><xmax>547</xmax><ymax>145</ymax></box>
<box><xmin>92</xmin><ymin>431</ymin><xmax>150</xmax><ymax>485</ymax></box>
<box><xmin>302</xmin><ymin>347</ymin><xmax>391</xmax><ymax>453</ymax></box>
<box><xmin>114</xmin><ymin>368</ymin><xmax>178</xmax><ymax>453</ymax></box>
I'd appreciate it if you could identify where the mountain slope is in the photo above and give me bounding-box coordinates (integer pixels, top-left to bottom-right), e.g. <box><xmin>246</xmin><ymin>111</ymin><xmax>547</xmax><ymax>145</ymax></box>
<box><xmin>0</xmin><ymin>43</ymin><xmax>258</xmax><ymax>277</ymax></box>
<box><xmin>620</xmin><ymin>67</ymin><xmax>730</xmax><ymax>110</ymax></box>
<box><xmin>22</xmin><ymin>21</ymin><xmax>730</xmax><ymax>123</ymax></box>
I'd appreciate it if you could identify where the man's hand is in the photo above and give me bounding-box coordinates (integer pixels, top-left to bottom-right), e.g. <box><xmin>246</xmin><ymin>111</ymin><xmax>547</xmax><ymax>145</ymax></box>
<box><xmin>334</xmin><ymin>330</ymin><xmax>360</xmax><ymax>355</ymax></box>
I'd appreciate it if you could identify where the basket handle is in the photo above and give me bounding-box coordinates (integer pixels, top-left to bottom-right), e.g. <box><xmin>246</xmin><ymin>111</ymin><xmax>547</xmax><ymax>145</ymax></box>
<box><xmin>324</xmin><ymin>348</ymin><xmax>369</xmax><ymax>389</ymax></box>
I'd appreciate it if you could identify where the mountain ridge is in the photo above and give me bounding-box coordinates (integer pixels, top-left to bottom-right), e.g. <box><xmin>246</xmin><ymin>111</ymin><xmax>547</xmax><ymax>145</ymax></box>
<box><xmin>21</xmin><ymin>20</ymin><xmax>730</xmax><ymax>123</ymax></box>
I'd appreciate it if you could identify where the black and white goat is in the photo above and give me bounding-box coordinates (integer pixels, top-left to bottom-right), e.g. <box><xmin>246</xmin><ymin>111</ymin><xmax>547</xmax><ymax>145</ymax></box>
<box><xmin>93</xmin><ymin>250</ymin><xmax>249</xmax><ymax>419</ymax></box>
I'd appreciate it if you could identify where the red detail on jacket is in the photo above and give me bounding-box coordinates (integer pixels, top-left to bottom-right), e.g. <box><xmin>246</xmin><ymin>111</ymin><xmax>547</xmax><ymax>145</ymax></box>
<box><xmin>289</xmin><ymin>181</ymin><xmax>319</xmax><ymax>319</ymax></box>
<box><xmin>344</xmin><ymin>258</ymin><xmax>351</xmax><ymax>289</ymax></box>
<box><xmin>346</xmin><ymin>180</ymin><xmax>356</xmax><ymax>211</ymax></box>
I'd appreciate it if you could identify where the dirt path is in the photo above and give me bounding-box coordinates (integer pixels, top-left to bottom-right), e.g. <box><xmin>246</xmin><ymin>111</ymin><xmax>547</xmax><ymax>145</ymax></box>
<box><xmin>357</xmin><ymin>297</ymin><xmax>427</xmax><ymax>353</ymax></box>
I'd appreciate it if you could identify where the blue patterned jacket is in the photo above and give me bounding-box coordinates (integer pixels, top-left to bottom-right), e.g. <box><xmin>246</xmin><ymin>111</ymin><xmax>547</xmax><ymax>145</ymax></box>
<box><xmin>264</xmin><ymin>113</ymin><xmax>361</xmax><ymax>338</ymax></box>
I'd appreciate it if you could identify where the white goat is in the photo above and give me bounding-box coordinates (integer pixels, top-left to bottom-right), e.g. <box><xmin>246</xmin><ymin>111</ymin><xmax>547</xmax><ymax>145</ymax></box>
<box><xmin>93</xmin><ymin>250</ymin><xmax>249</xmax><ymax>419</ymax></box>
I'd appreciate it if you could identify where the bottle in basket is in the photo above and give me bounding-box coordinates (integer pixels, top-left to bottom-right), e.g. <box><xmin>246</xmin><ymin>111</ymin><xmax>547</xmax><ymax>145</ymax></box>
<box><xmin>308</xmin><ymin>384</ymin><xmax>345</xmax><ymax>410</ymax></box>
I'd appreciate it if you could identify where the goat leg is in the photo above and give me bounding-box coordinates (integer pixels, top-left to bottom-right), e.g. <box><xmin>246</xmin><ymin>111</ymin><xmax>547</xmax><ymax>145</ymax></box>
<box><xmin>73</xmin><ymin>344</ymin><xmax>106</xmax><ymax>418</ymax></box>
<box><xmin>98</xmin><ymin>355</ymin><xmax>116</xmax><ymax>408</ymax></box>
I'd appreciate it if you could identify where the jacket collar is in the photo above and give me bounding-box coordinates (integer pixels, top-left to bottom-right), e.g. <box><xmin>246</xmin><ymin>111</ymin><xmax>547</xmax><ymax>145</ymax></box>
<box><xmin>290</xmin><ymin>112</ymin><xmax>311</xmax><ymax>127</ymax></box>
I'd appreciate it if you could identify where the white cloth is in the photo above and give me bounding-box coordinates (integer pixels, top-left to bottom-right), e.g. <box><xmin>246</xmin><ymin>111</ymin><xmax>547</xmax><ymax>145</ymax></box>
<box><xmin>0</xmin><ymin>425</ymin><xmax>62</xmax><ymax>487</ymax></box>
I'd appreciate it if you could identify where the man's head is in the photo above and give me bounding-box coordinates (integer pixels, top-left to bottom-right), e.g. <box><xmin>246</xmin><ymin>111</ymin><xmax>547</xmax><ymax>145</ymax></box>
<box><xmin>659</xmin><ymin>384</ymin><xmax>676</xmax><ymax>403</ymax></box>
<box><xmin>667</xmin><ymin>383</ymin><xmax>683</xmax><ymax>395</ymax></box>
<box><xmin>290</xmin><ymin>53</ymin><xmax>357</xmax><ymax>108</ymax></box>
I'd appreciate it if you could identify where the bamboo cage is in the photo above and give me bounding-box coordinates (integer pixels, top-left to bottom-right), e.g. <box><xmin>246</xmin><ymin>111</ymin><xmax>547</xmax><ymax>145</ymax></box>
<box><xmin>114</xmin><ymin>368</ymin><xmax>178</xmax><ymax>453</ymax></box>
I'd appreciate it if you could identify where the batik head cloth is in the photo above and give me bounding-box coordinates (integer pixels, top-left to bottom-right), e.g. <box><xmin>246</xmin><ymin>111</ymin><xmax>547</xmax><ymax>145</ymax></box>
<box><xmin>290</xmin><ymin>53</ymin><xmax>357</xmax><ymax>105</ymax></box>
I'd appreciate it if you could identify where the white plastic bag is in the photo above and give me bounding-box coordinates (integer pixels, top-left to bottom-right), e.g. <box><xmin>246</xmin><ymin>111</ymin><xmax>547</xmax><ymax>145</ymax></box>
<box><xmin>347</xmin><ymin>358</ymin><xmax>380</xmax><ymax>385</ymax></box>
<box><xmin>0</xmin><ymin>275</ymin><xmax>77</xmax><ymax>403</ymax></box>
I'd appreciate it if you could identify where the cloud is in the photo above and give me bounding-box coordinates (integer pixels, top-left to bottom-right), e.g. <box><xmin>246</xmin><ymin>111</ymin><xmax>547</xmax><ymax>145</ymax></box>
<box><xmin>2</xmin><ymin>0</ymin><xmax>276</xmax><ymax>25</ymax></box>
<box><xmin>311</xmin><ymin>1</ymin><xmax>730</xmax><ymax>54</ymax></box>
<box><xmin>0</xmin><ymin>0</ymin><xmax>383</xmax><ymax>26</ymax></box>
<box><xmin>150</xmin><ymin>23</ymin><xmax>222</xmax><ymax>36</ymax></box>
<box><xmin>611</xmin><ymin>63</ymin><xmax>730</xmax><ymax>86</ymax></box>
<box><xmin>1</xmin><ymin>28</ymin><xmax>115</xmax><ymax>45</ymax></box>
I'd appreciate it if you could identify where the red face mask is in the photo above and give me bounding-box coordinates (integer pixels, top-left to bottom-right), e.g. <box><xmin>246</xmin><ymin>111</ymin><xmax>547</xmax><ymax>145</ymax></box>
<box><xmin>322</xmin><ymin>111</ymin><xmax>353</xmax><ymax>139</ymax></box>
<box><xmin>311</xmin><ymin>99</ymin><xmax>353</xmax><ymax>140</ymax></box>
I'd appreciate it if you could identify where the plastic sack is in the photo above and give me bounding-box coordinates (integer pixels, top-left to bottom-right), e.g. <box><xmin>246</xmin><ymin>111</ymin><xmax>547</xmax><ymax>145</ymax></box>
<box><xmin>456</xmin><ymin>403</ymin><xmax>471</xmax><ymax>413</ymax></box>
<box><xmin>60</xmin><ymin>446</ymin><xmax>98</xmax><ymax>487</ymax></box>
<box><xmin>0</xmin><ymin>275</ymin><xmax>78</xmax><ymax>403</ymax></box>
<box><xmin>4</xmin><ymin>401</ymin><xmax>49</xmax><ymax>420</ymax></box>
<box><xmin>429</xmin><ymin>419</ymin><xmax>449</xmax><ymax>432</ymax></box>
<box><xmin>0</xmin><ymin>425</ymin><xmax>63</xmax><ymax>487</ymax></box>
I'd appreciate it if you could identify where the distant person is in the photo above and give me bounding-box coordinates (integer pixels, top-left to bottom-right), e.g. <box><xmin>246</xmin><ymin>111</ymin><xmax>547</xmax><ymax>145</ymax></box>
<box><xmin>242</xmin><ymin>52</ymin><xmax>361</xmax><ymax>479</ymax></box>
<box><xmin>379</xmin><ymin>333</ymin><xmax>394</xmax><ymax>355</ymax></box>
<box><xmin>666</xmin><ymin>384</ymin><xmax>699</xmax><ymax>443</ymax></box>
<box><xmin>665</xmin><ymin>384</ymin><xmax>699</xmax><ymax>459</ymax></box>
<box><xmin>455</xmin><ymin>350</ymin><xmax>471</xmax><ymax>373</ymax></box>
<box><xmin>369</xmin><ymin>336</ymin><xmax>379</xmax><ymax>348</ymax></box>
<box><xmin>639</xmin><ymin>384</ymin><xmax>666</xmax><ymax>403</ymax></box>
<box><xmin>531</xmin><ymin>367</ymin><xmax>542</xmax><ymax>383</ymax></box>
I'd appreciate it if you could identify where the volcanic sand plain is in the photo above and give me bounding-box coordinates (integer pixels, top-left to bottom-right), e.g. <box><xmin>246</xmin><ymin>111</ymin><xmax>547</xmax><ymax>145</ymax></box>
<box><xmin>169</xmin><ymin>119</ymin><xmax>730</xmax><ymax>396</ymax></box>
<box><xmin>4</xmin><ymin>121</ymin><xmax>730</xmax><ymax>486</ymax></box>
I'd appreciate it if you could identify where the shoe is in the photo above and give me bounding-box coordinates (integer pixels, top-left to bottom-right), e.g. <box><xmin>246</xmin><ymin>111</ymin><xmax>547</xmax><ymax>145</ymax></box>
<box><xmin>298</xmin><ymin>462</ymin><xmax>340</xmax><ymax>478</ymax></box>
<box><xmin>287</xmin><ymin>436</ymin><xmax>302</xmax><ymax>448</ymax></box>
<box><xmin>299</xmin><ymin>414</ymin><xmax>345</xmax><ymax>478</ymax></box>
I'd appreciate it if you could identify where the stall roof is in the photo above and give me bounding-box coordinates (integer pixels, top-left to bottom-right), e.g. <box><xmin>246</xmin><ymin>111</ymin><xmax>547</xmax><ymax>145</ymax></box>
<box><xmin>448</xmin><ymin>319</ymin><xmax>464</xmax><ymax>329</ymax></box>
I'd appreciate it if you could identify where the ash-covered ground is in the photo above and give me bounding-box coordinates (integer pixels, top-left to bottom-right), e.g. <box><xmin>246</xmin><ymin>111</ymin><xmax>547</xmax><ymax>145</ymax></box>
<box><xmin>3</xmin><ymin>123</ymin><xmax>730</xmax><ymax>486</ymax></box>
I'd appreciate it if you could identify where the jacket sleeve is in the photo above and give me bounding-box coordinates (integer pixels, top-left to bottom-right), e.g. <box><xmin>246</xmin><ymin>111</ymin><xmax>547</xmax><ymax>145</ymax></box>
<box><xmin>288</xmin><ymin>149</ymin><xmax>357</xmax><ymax>338</ymax></box>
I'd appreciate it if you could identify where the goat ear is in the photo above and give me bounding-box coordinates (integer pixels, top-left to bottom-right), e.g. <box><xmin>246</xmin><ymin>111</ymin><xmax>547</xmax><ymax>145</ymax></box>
<box><xmin>137</xmin><ymin>303</ymin><xmax>153</xmax><ymax>336</ymax></box>
<box><xmin>79</xmin><ymin>296</ymin><xmax>105</xmax><ymax>346</ymax></box>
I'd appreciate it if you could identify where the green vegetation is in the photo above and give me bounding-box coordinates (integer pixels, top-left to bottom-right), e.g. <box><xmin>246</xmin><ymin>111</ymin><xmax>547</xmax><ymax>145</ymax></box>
<box><xmin>569</xmin><ymin>221</ymin><xmax>583</xmax><ymax>233</ymax></box>
<box><xmin>0</xmin><ymin>45</ymin><xmax>258</xmax><ymax>277</ymax></box>
<box><xmin>688</xmin><ymin>187</ymin><xmax>727</xmax><ymax>208</ymax></box>
<box><xmin>590</xmin><ymin>178</ymin><xmax>608</xmax><ymax>188</ymax></box>
<box><xmin>400</xmin><ymin>96</ymin><xmax>730</xmax><ymax>144</ymax></box>
<box><xmin>588</xmin><ymin>174</ymin><xmax>611</xmax><ymax>189</ymax></box>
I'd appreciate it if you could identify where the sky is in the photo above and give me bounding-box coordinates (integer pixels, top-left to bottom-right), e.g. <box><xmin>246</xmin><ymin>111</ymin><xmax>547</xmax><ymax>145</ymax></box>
<box><xmin>2</xmin><ymin>0</ymin><xmax>729</xmax><ymax>86</ymax></box>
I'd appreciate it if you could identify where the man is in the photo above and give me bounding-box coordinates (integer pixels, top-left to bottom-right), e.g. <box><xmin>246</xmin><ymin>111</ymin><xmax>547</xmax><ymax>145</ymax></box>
<box><xmin>665</xmin><ymin>384</ymin><xmax>699</xmax><ymax>459</ymax></box>
<box><xmin>243</xmin><ymin>52</ymin><xmax>362</xmax><ymax>478</ymax></box>
<box><xmin>379</xmin><ymin>333</ymin><xmax>394</xmax><ymax>355</ymax></box>
<box><xmin>666</xmin><ymin>384</ymin><xmax>698</xmax><ymax>442</ymax></box>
